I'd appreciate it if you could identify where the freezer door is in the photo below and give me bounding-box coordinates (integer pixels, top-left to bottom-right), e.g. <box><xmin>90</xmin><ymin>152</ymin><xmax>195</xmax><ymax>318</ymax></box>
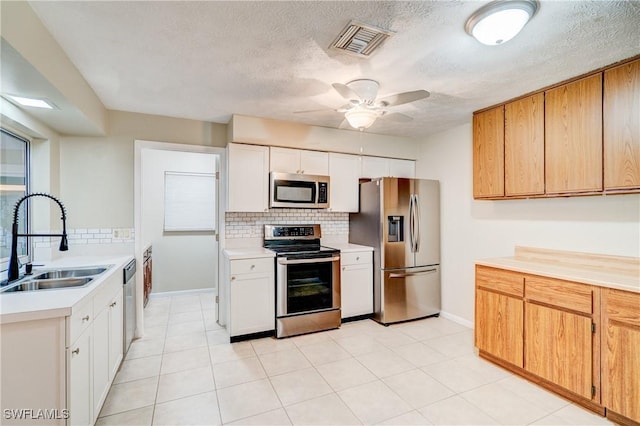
<box><xmin>381</xmin><ymin>178</ymin><xmax>413</xmax><ymax>269</ymax></box>
<box><xmin>375</xmin><ymin>265</ymin><xmax>441</xmax><ymax>325</ymax></box>
<box><xmin>413</xmin><ymin>179</ymin><xmax>440</xmax><ymax>266</ymax></box>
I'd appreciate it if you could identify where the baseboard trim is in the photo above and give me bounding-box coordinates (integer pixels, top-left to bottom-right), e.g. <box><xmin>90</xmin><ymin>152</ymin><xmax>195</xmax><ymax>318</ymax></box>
<box><xmin>150</xmin><ymin>288</ymin><xmax>216</xmax><ymax>297</ymax></box>
<box><xmin>440</xmin><ymin>311</ymin><xmax>474</xmax><ymax>329</ymax></box>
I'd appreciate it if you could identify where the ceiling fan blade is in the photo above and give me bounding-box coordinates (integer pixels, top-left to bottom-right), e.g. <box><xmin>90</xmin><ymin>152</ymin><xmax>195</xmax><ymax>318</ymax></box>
<box><xmin>332</xmin><ymin>83</ymin><xmax>361</xmax><ymax>101</ymax></box>
<box><xmin>293</xmin><ymin>108</ymin><xmax>335</xmax><ymax>114</ymax></box>
<box><xmin>377</xmin><ymin>90</ymin><xmax>430</xmax><ymax>107</ymax></box>
<box><xmin>382</xmin><ymin>112</ymin><xmax>413</xmax><ymax>122</ymax></box>
<box><xmin>338</xmin><ymin>118</ymin><xmax>351</xmax><ymax>129</ymax></box>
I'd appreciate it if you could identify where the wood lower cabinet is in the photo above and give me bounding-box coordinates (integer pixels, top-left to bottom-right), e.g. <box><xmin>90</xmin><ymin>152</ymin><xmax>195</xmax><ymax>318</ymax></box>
<box><xmin>604</xmin><ymin>59</ymin><xmax>640</xmax><ymax>191</ymax></box>
<box><xmin>475</xmin><ymin>266</ymin><xmax>524</xmax><ymax>367</ymax></box>
<box><xmin>545</xmin><ymin>74</ymin><xmax>603</xmax><ymax>194</ymax></box>
<box><xmin>476</xmin><ymin>288</ymin><xmax>523</xmax><ymax>367</ymax></box>
<box><xmin>473</xmin><ymin>106</ymin><xmax>504</xmax><ymax>198</ymax></box>
<box><xmin>602</xmin><ymin>288</ymin><xmax>640</xmax><ymax>424</ymax></box>
<box><xmin>475</xmin><ymin>266</ymin><xmax>614</xmax><ymax>417</ymax></box>
<box><xmin>525</xmin><ymin>302</ymin><xmax>594</xmax><ymax>399</ymax></box>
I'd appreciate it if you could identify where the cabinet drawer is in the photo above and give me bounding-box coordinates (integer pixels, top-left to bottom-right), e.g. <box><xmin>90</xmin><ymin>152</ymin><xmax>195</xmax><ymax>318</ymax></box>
<box><xmin>230</xmin><ymin>258</ymin><xmax>273</xmax><ymax>275</ymax></box>
<box><xmin>525</xmin><ymin>276</ymin><xmax>593</xmax><ymax>315</ymax></box>
<box><xmin>476</xmin><ymin>266</ymin><xmax>524</xmax><ymax>297</ymax></box>
<box><xmin>93</xmin><ymin>273</ymin><xmax>121</xmax><ymax>313</ymax></box>
<box><xmin>68</xmin><ymin>299</ymin><xmax>94</xmax><ymax>346</ymax></box>
<box><xmin>604</xmin><ymin>288</ymin><xmax>640</xmax><ymax>327</ymax></box>
<box><xmin>341</xmin><ymin>251</ymin><xmax>372</xmax><ymax>266</ymax></box>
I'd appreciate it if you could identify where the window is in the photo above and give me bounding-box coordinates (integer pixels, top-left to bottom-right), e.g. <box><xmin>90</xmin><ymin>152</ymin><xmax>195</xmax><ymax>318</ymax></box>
<box><xmin>1</xmin><ymin>129</ymin><xmax>29</xmax><ymax>271</ymax></box>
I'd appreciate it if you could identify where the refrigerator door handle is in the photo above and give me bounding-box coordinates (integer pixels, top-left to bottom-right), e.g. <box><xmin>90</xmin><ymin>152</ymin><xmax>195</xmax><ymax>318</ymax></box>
<box><xmin>414</xmin><ymin>194</ymin><xmax>421</xmax><ymax>253</ymax></box>
<box><xmin>389</xmin><ymin>267</ymin><xmax>437</xmax><ymax>278</ymax></box>
<box><xmin>408</xmin><ymin>194</ymin><xmax>415</xmax><ymax>252</ymax></box>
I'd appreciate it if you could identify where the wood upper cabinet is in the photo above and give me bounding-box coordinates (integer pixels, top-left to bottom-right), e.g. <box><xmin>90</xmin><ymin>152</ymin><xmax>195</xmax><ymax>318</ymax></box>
<box><xmin>473</xmin><ymin>106</ymin><xmax>505</xmax><ymax>198</ymax></box>
<box><xmin>505</xmin><ymin>93</ymin><xmax>545</xmax><ymax>196</ymax></box>
<box><xmin>474</xmin><ymin>266</ymin><xmax>524</xmax><ymax>367</ymax></box>
<box><xmin>601</xmin><ymin>288</ymin><xmax>640</xmax><ymax>423</ymax></box>
<box><xmin>545</xmin><ymin>74</ymin><xmax>603</xmax><ymax>194</ymax></box>
<box><xmin>604</xmin><ymin>59</ymin><xmax>640</xmax><ymax>190</ymax></box>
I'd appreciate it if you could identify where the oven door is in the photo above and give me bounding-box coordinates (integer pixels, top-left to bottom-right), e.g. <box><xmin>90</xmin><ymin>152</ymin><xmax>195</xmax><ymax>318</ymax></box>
<box><xmin>276</xmin><ymin>255</ymin><xmax>340</xmax><ymax>317</ymax></box>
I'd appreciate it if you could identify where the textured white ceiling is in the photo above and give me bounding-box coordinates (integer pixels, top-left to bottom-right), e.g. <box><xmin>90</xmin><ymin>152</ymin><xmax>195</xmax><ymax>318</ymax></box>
<box><xmin>27</xmin><ymin>1</ymin><xmax>640</xmax><ymax>138</ymax></box>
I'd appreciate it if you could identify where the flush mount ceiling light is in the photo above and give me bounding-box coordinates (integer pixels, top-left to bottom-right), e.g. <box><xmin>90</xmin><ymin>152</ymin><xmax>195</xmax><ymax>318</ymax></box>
<box><xmin>3</xmin><ymin>94</ymin><xmax>56</xmax><ymax>109</ymax></box>
<box><xmin>465</xmin><ymin>0</ymin><xmax>538</xmax><ymax>46</ymax></box>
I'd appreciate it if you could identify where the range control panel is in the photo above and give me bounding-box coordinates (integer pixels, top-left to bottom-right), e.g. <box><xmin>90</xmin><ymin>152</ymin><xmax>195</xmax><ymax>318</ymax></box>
<box><xmin>264</xmin><ymin>224</ymin><xmax>321</xmax><ymax>240</ymax></box>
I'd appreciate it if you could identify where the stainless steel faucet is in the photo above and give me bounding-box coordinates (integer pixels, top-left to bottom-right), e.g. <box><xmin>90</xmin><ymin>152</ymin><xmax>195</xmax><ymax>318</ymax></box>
<box><xmin>7</xmin><ymin>193</ymin><xmax>69</xmax><ymax>283</ymax></box>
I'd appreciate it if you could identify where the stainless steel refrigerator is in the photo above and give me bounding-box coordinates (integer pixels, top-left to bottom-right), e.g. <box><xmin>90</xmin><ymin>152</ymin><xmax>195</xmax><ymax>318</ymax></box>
<box><xmin>349</xmin><ymin>178</ymin><xmax>440</xmax><ymax>325</ymax></box>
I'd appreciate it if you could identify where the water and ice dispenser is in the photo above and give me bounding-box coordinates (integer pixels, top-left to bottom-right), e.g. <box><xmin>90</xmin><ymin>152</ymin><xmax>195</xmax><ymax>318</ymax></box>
<box><xmin>387</xmin><ymin>216</ymin><xmax>404</xmax><ymax>242</ymax></box>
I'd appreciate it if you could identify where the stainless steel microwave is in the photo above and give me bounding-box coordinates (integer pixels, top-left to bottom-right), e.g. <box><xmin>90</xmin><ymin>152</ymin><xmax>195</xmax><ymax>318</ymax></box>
<box><xmin>270</xmin><ymin>172</ymin><xmax>330</xmax><ymax>208</ymax></box>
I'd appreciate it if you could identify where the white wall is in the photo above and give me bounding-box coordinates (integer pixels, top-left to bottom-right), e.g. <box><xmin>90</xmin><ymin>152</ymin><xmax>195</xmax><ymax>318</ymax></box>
<box><xmin>416</xmin><ymin>122</ymin><xmax>640</xmax><ymax>325</ymax></box>
<box><xmin>141</xmin><ymin>149</ymin><xmax>218</xmax><ymax>293</ymax></box>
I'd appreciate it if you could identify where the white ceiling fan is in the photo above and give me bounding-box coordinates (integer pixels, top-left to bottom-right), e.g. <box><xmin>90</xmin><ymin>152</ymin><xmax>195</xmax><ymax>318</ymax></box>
<box><xmin>297</xmin><ymin>79</ymin><xmax>430</xmax><ymax>130</ymax></box>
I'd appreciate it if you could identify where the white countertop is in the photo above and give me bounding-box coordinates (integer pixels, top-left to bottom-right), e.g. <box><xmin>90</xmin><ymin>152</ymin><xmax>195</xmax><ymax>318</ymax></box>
<box><xmin>324</xmin><ymin>243</ymin><xmax>374</xmax><ymax>253</ymax></box>
<box><xmin>0</xmin><ymin>255</ymin><xmax>134</xmax><ymax>324</ymax></box>
<box><xmin>223</xmin><ymin>247</ymin><xmax>276</xmax><ymax>260</ymax></box>
<box><xmin>476</xmin><ymin>257</ymin><xmax>640</xmax><ymax>294</ymax></box>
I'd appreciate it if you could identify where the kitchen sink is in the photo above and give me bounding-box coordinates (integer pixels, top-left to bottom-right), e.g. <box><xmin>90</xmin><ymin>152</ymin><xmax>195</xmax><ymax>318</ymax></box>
<box><xmin>11</xmin><ymin>277</ymin><xmax>93</xmax><ymax>291</ymax></box>
<box><xmin>1</xmin><ymin>265</ymin><xmax>113</xmax><ymax>293</ymax></box>
<box><xmin>33</xmin><ymin>267</ymin><xmax>108</xmax><ymax>279</ymax></box>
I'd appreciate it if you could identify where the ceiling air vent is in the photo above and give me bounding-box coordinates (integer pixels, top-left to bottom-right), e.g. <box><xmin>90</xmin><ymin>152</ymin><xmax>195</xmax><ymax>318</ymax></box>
<box><xmin>330</xmin><ymin>21</ymin><xmax>395</xmax><ymax>58</ymax></box>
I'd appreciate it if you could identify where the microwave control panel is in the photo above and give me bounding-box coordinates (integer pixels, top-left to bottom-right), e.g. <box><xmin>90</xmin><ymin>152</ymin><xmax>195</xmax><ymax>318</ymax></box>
<box><xmin>318</xmin><ymin>182</ymin><xmax>328</xmax><ymax>203</ymax></box>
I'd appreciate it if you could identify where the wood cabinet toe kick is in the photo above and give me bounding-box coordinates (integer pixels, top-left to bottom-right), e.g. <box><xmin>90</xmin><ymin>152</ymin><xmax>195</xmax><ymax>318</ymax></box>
<box><xmin>475</xmin><ymin>262</ymin><xmax>640</xmax><ymax>426</ymax></box>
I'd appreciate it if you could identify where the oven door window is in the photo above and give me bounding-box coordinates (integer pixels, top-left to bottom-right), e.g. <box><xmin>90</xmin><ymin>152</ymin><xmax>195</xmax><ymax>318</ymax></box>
<box><xmin>286</xmin><ymin>262</ymin><xmax>333</xmax><ymax>314</ymax></box>
<box><xmin>274</xmin><ymin>180</ymin><xmax>316</xmax><ymax>204</ymax></box>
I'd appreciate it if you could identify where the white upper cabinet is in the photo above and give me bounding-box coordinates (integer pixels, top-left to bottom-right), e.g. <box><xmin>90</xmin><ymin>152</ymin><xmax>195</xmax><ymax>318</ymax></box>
<box><xmin>388</xmin><ymin>158</ymin><xmax>415</xmax><ymax>178</ymax></box>
<box><xmin>328</xmin><ymin>153</ymin><xmax>360</xmax><ymax>212</ymax></box>
<box><xmin>270</xmin><ymin>147</ymin><xmax>329</xmax><ymax>175</ymax></box>
<box><xmin>361</xmin><ymin>156</ymin><xmax>415</xmax><ymax>179</ymax></box>
<box><xmin>227</xmin><ymin>143</ymin><xmax>269</xmax><ymax>212</ymax></box>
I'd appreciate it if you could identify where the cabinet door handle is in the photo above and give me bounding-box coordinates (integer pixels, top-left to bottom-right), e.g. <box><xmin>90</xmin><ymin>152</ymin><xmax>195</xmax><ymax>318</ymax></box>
<box><xmin>72</xmin><ymin>348</ymin><xmax>80</xmax><ymax>356</ymax></box>
<box><xmin>250</xmin><ymin>265</ymin><xmax>255</xmax><ymax>270</ymax></box>
<box><xmin>356</xmin><ymin>256</ymin><xmax>360</xmax><ymax>261</ymax></box>
<box><xmin>342</xmin><ymin>267</ymin><xmax>345</xmax><ymax>271</ymax></box>
<box><xmin>82</xmin><ymin>315</ymin><xmax>90</xmax><ymax>322</ymax></box>
<box><xmin>301</xmin><ymin>170</ymin><xmax>304</xmax><ymax>174</ymax></box>
<box><xmin>110</xmin><ymin>302</ymin><xmax>117</xmax><ymax>308</ymax></box>
<box><xmin>231</xmin><ymin>276</ymin><xmax>236</xmax><ymax>281</ymax></box>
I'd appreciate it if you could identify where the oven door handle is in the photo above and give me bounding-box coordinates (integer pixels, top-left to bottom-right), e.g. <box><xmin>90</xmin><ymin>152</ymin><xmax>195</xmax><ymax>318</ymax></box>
<box><xmin>277</xmin><ymin>256</ymin><xmax>340</xmax><ymax>265</ymax></box>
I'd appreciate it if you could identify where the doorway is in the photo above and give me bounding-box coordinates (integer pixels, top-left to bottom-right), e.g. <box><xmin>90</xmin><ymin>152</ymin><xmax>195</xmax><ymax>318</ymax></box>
<box><xmin>134</xmin><ymin>140</ymin><xmax>225</xmax><ymax>337</ymax></box>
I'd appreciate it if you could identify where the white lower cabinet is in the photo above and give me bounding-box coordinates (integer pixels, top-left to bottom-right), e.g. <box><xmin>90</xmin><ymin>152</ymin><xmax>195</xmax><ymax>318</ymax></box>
<box><xmin>92</xmin><ymin>288</ymin><xmax>123</xmax><ymax>418</ymax></box>
<box><xmin>0</xmin><ymin>266</ymin><xmax>126</xmax><ymax>426</ymax></box>
<box><xmin>228</xmin><ymin>257</ymin><xmax>275</xmax><ymax>337</ymax></box>
<box><xmin>340</xmin><ymin>251</ymin><xmax>373</xmax><ymax>319</ymax></box>
<box><xmin>69</xmin><ymin>326</ymin><xmax>92</xmax><ymax>426</ymax></box>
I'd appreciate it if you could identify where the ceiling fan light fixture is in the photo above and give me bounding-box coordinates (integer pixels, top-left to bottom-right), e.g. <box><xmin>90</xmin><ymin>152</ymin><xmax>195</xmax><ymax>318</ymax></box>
<box><xmin>465</xmin><ymin>0</ymin><xmax>538</xmax><ymax>46</ymax></box>
<box><xmin>345</xmin><ymin>107</ymin><xmax>378</xmax><ymax>130</ymax></box>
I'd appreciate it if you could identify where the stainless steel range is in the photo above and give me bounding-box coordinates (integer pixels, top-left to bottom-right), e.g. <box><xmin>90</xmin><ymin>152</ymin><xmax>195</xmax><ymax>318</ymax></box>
<box><xmin>264</xmin><ymin>224</ymin><xmax>341</xmax><ymax>338</ymax></box>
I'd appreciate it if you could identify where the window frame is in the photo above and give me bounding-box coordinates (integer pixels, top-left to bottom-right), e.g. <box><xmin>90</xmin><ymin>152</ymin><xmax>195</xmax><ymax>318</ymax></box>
<box><xmin>1</xmin><ymin>127</ymin><xmax>30</xmax><ymax>273</ymax></box>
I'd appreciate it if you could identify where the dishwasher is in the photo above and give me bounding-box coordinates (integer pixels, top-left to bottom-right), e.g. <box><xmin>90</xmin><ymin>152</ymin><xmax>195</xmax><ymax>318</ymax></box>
<box><xmin>123</xmin><ymin>259</ymin><xmax>137</xmax><ymax>355</ymax></box>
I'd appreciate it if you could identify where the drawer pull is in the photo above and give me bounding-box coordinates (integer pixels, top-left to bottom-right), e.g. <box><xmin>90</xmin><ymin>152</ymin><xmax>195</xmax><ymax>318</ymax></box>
<box><xmin>342</xmin><ymin>267</ymin><xmax>345</xmax><ymax>271</ymax></box>
<box><xmin>231</xmin><ymin>276</ymin><xmax>236</xmax><ymax>281</ymax></box>
<box><xmin>110</xmin><ymin>302</ymin><xmax>117</xmax><ymax>308</ymax></box>
<box><xmin>250</xmin><ymin>265</ymin><xmax>255</xmax><ymax>269</ymax></box>
<box><xmin>72</xmin><ymin>348</ymin><xmax>80</xmax><ymax>356</ymax></box>
<box><xmin>82</xmin><ymin>315</ymin><xmax>90</xmax><ymax>322</ymax></box>
<box><xmin>356</xmin><ymin>256</ymin><xmax>360</xmax><ymax>261</ymax></box>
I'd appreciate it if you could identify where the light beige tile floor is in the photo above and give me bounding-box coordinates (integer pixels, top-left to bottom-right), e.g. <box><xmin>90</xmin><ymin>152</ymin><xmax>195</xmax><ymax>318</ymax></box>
<box><xmin>96</xmin><ymin>291</ymin><xmax>614</xmax><ymax>425</ymax></box>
